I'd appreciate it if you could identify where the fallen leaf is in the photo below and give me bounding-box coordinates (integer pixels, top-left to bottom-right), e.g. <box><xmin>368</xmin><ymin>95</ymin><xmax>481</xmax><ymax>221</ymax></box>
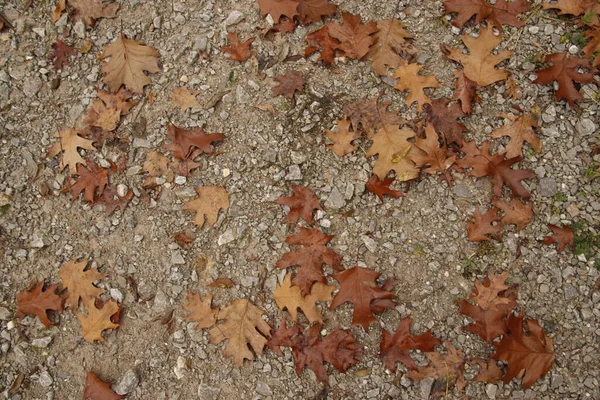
<box><xmin>393</xmin><ymin>63</ymin><xmax>441</xmax><ymax>113</ymax></box>
<box><xmin>411</xmin><ymin>124</ymin><xmax>456</xmax><ymax>175</ymax></box>
<box><xmin>365</xmin><ymin>174</ymin><xmax>403</xmax><ymax>202</ymax></box>
<box><xmin>70</xmin><ymin>0</ymin><xmax>119</xmax><ymax>28</ymax></box>
<box><xmin>50</xmin><ymin>40</ymin><xmax>76</xmax><ymax>70</ymax></box>
<box><xmin>443</xmin><ymin>0</ymin><xmax>531</xmax><ymax>29</ymax></box>
<box><xmin>451</xmin><ymin>70</ymin><xmax>478</xmax><ymax>114</ymax></box>
<box><xmin>583</xmin><ymin>26</ymin><xmax>600</xmax><ymax>67</ymax></box>
<box><xmin>142</xmin><ymin>151</ymin><xmax>172</xmax><ymax>187</ymax></box>
<box><xmin>492</xmin><ymin>198</ymin><xmax>533</xmax><ymax>231</ymax></box>
<box><xmin>467</xmin><ymin>206</ymin><xmax>502</xmax><ymax>241</ymax></box>
<box><xmin>184</xmin><ymin>186</ymin><xmax>230</xmax><ymax>228</ymax></box>
<box><xmin>472</xmin><ymin>357</ymin><xmax>504</xmax><ymax>383</ymax></box>
<box><xmin>221</xmin><ymin>32</ymin><xmax>254</xmax><ymax>62</ymax></box>
<box><xmin>16</xmin><ymin>282</ymin><xmax>65</xmax><ymax>328</ymax></box>
<box><xmin>365</xmin><ymin>125</ymin><xmax>419</xmax><ymax>181</ymax></box>
<box><xmin>100</xmin><ymin>33</ymin><xmax>161</xmax><ymax>94</ymax></box>
<box><xmin>541</xmin><ymin>0</ymin><xmax>599</xmax><ymax>20</ymax></box>
<box><xmin>406</xmin><ymin>341</ymin><xmax>466</xmax><ymax>393</ymax></box>
<box><xmin>275</xmin><ymin>227</ymin><xmax>343</xmax><ymax>296</ymax></box>
<box><xmin>272</xmin><ymin>70</ymin><xmax>304</xmax><ymax>99</ymax></box>
<box><xmin>327</xmin><ymin>12</ymin><xmax>378</xmax><ymax>60</ymax></box>
<box><xmin>78</xmin><ymin>299</ymin><xmax>120</xmax><ymax>342</ymax></box>
<box><xmin>62</xmin><ymin>160</ymin><xmax>108</xmax><ymax>203</ymax></box>
<box><xmin>343</xmin><ymin>97</ymin><xmax>404</xmax><ymax>135</ymax></box>
<box><xmin>326</xmin><ymin>118</ymin><xmax>360</xmax><ymax>157</ymax></box>
<box><xmin>330</xmin><ymin>266</ymin><xmax>396</xmax><ymax>331</ymax></box>
<box><xmin>47</xmin><ymin>129</ymin><xmax>96</xmax><ymax>175</ymax></box>
<box><xmin>172</xmin><ymin>232</ymin><xmax>194</xmax><ymax>247</ymax></box>
<box><xmin>488</xmin><ymin>113</ymin><xmax>541</xmax><ymax>158</ymax></box>
<box><xmin>506</xmin><ymin>75</ymin><xmax>522</xmax><ymax>99</ymax></box>
<box><xmin>183</xmin><ymin>292</ymin><xmax>217</xmax><ymax>330</ymax></box>
<box><xmin>493</xmin><ymin>313</ymin><xmax>555</xmax><ymax>388</ymax></box>
<box><xmin>84</xmin><ymin>101</ymin><xmax>120</xmax><ymax>131</ymax></box>
<box><xmin>425</xmin><ymin>98</ymin><xmax>467</xmax><ymax>145</ymax></box>
<box><xmin>207</xmin><ymin>278</ymin><xmax>235</xmax><ymax>288</ymax></box>
<box><xmin>265</xmin><ymin>317</ymin><xmax>302</xmax><ymax>355</ymax></box>
<box><xmin>276</xmin><ymin>185</ymin><xmax>322</xmax><ymax>225</ymax></box>
<box><xmin>366</xmin><ymin>18</ymin><xmax>415</xmax><ymax>76</ymax></box>
<box><xmin>273</xmin><ymin>273</ymin><xmax>334</xmax><ymax>324</ymax></box>
<box><xmin>95</xmin><ymin>186</ymin><xmax>134</xmax><ymax>216</ymax></box>
<box><xmin>59</xmin><ymin>259</ymin><xmax>105</xmax><ymax>311</ymax></box>
<box><xmin>271</xmin><ymin>17</ymin><xmax>297</xmax><ymax>33</ymax></box>
<box><xmin>209</xmin><ymin>299</ymin><xmax>271</xmax><ymax>366</ymax></box>
<box><xmin>441</xmin><ymin>24</ymin><xmax>512</xmax><ymax>87</ymax></box>
<box><xmin>52</xmin><ymin>0</ymin><xmax>66</xmax><ymax>23</ymax></box>
<box><xmin>296</xmin><ymin>0</ymin><xmax>337</xmax><ymax>23</ymax></box>
<box><xmin>164</xmin><ymin>124</ymin><xmax>225</xmax><ymax>160</ymax></box>
<box><xmin>543</xmin><ymin>224</ymin><xmax>574</xmax><ymax>252</ymax></box>
<box><xmin>83</xmin><ymin>372</ymin><xmax>124</xmax><ymax>400</ymax></box>
<box><xmin>172</xmin><ymin>87</ymin><xmax>202</xmax><ymax>110</ymax></box>
<box><xmin>257</xmin><ymin>0</ymin><xmax>299</xmax><ymax>23</ymax></box>
<box><xmin>533</xmin><ymin>52</ymin><xmax>595</xmax><ymax>106</ymax></box>
<box><xmin>305</xmin><ymin>25</ymin><xmax>339</xmax><ymax>65</ymax></box>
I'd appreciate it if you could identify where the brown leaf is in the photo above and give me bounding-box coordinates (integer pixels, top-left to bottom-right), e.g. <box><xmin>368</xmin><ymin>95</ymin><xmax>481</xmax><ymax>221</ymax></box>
<box><xmin>305</xmin><ymin>25</ymin><xmax>340</xmax><ymax>65</ymax></box>
<box><xmin>169</xmin><ymin>158</ymin><xmax>200</xmax><ymax>177</ymax></box>
<box><xmin>583</xmin><ymin>26</ymin><xmax>600</xmax><ymax>67</ymax></box>
<box><xmin>275</xmin><ymin>227</ymin><xmax>343</xmax><ymax>296</ymax></box>
<box><xmin>493</xmin><ymin>313</ymin><xmax>555</xmax><ymax>388</ymax></box>
<box><xmin>95</xmin><ymin>185</ymin><xmax>134</xmax><ymax>216</ymax></box>
<box><xmin>543</xmin><ymin>224</ymin><xmax>574</xmax><ymax>252</ymax></box>
<box><xmin>326</xmin><ymin>12</ymin><xmax>379</xmax><ymax>60</ymax></box>
<box><xmin>273</xmin><ymin>273</ymin><xmax>334</xmax><ymax>324</ymax></box>
<box><xmin>70</xmin><ymin>0</ymin><xmax>119</xmax><ymax>28</ymax></box>
<box><xmin>411</xmin><ymin>124</ymin><xmax>456</xmax><ymax>175</ymax></box>
<box><xmin>472</xmin><ymin>358</ymin><xmax>504</xmax><ymax>383</ymax></box>
<box><xmin>164</xmin><ymin>124</ymin><xmax>225</xmax><ymax>160</ymax></box>
<box><xmin>452</xmin><ymin>70</ymin><xmax>478</xmax><ymax>114</ymax></box>
<box><xmin>78</xmin><ymin>299</ymin><xmax>120</xmax><ymax>342</ymax></box>
<box><xmin>441</xmin><ymin>25</ymin><xmax>512</xmax><ymax>87</ymax></box>
<box><xmin>172</xmin><ymin>232</ymin><xmax>194</xmax><ymax>247</ymax></box>
<box><xmin>467</xmin><ymin>206</ymin><xmax>502</xmax><ymax>241</ymax></box>
<box><xmin>425</xmin><ymin>98</ymin><xmax>467</xmax><ymax>145</ymax></box>
<box><xmin>296</xmin><ymin>0</ymin><xmax>337</xmax><ymax>24</ymax></box>
<box><xmin>458</xmin><ymin>271</ymin><xmax>517</xmax><ymax>341</ymax></box>
<box><xmin>59</xmin><ymin>259</ymin><xmax>105</xmax><ymax>311</ymax></box>
<box><xmin>276</xmin><ymin>185</ymin><xmax>322</xmax><ymax>225</ymax></box>
<box><xmin>100</xmin><ymin>33</ymin><xmax>161</xmax><ymax>94</ymax></box>
<box><xmin>541</xmin><ymin>0</ymin><xmax>599</xmax><ymax>20</ymax></box>
<box><xmin>16</xmin><ymin>282</ymin><xmax>65</xmax><ymax>328</ymax></box>
<box><xmin>207</xmin><ymin>277</ymin><xmax>235</xmax><ymax>288</ymax></box>
<box><xmin>209</xmin><ymin>299</ymin><xmax>271</xmax><ymax>366</ymax></box>
<box><xmin>365</xmin><ymin>174</ymin><xmax>403</xmax><ymax>202</ymax></box>
<box><xmin>366</xmin><ymin>18</ymin><xmax>416</xmax><ymax>76</ymax></box>
<box><xmin>488</xmin><ymin>113</ymin><xmax>542</xmax><ymax>158</ymax></box>
<box><xmin>172</xmin><ymin>87</ymin><xmax>202</xmax><ymax>110</ymax></box>
<box><xmin>63</xmin><ymin>160</ymin><xmax>108</xmax><ymax>203</ymax></box>
<box><xmin>380</xmin><ymin>316</ymin><xmax>442</xmax><ymax>372</ymax></box>
<box><xmin>142</xmin><ymin>151</ymin><xmax>172</xmax><ymax>187</ymax></box>
<box><xmin>184</xmin><ymin>186</ymin><xmax>230</xmax><ymax>228</ymax></box>
<box><xmin>47</xmin><ymin>129</ymin><xmax>96</xmax><ymax>175</ymax></box>
<box><xmin>533</xmin><ymin>52</ymin><xmax>595</xmax><ymax>106</ymax></box>
<box><xmin>326</xmin><ymin>118</ymin><xmax>360</xmax><ymax>157</ymax></box>
<box><xmin>183</xmin><ymin>292</ymin><xmax>217</xmax><ymax>330</ymax></box>
<box><xmin>84</xmin><ymin>100</ymin><xmax>120</xmax><ymax>131</ymax></box>
<box><xmin>52</xmin><ymin>0</ymin><xmax>66</xmax><ymax>23</ymax></box>
<box><xmin>365</xmin><ymin>125</ymin><xmax>419</xmax><ymax>181</ymax></box>
<box><xmin>406</xmin><ymin>341</ymin><xmax>466</xmax><ymax>393</ymax></box>
<box><xmin>492</xmin><ymin>198</ymin><xmax>533</xmax><ymax>231</ymax></box>
<box><xmin>330</xmin><ymin>266</ymin><xmax>396</xmax><ymax>331</ymax></box>
<box><xmin>443</xmin><ymin>0</ymin><xmax>531</xmax><ymax>29</ymax></box>
<box><xmin>265</xmin><ymin>318</ymin><xmax>302</xmax><ymax>355</ymax></box>
<box><xmin>271</xmin><ymin>17</ymin><xmax>297</xmax><ymax>34</ymax></box>
<box><xmin>393</xmin><ymin>63</ymin><xmax>441</xmax><ymax>113</ymax></box>
<box><xmin>257</xmin><ymin>0</ymin><xmax>299</xmax><ymax>23</ymax></box>
<box><xmin>506</xmin><ymin>75</ymin><xmax>522</xmax><ymax>99</ymax></box>
<box><xmin>272</xmin><ymin>70</ymin><xmax>304</xmax><ymax>99</ymax></box>
<box><xmin>83</xmin><ymin>372</ymin><xmax>124</xmax><ymax>400</ymax></box>
<box><xmin>50</xmin><ymin>40</ymin><xmax>76</xmax><ymax>70</ymax></box>
<box><xmin>342</xmin><ymin>97</ymin><xmax>404</xmax><ymax>135</ymax></box>
<box><xmin>221</xmin><ymin>32</ymin><xmax>254</xmax><ymax>62</ymax></box>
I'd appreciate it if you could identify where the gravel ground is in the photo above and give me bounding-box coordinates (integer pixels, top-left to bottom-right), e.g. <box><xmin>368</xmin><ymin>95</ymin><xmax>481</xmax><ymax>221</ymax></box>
<box><xmin>0</xmin><ymin>0</ymin><xmax>599</xmax><ymax>399</ymax></box>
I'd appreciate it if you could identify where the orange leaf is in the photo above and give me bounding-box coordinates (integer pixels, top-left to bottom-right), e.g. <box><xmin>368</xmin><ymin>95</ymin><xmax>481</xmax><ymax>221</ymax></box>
<box><xmin>16</xmin><ymin>282</ymin><xmax>65</xmax><ymax>328</ymax></box>
<box><xmin>221</xmin><ymin>32</ymin><xmax>254</xmax><ymax>62</ymax></box>
<box><xmin>467</xmin><ymin>206</ymin><xmax>502</xmax><ymax>241</ymax></box>
<box><xmin>326</xmin><ymin>13</ymin><xmax>378</xmax><ymax>60</ymax></box>
<box><xmin>83</xmin><ymin>372</ymin><xmax>124</xmax><ymax>400</ymax></box>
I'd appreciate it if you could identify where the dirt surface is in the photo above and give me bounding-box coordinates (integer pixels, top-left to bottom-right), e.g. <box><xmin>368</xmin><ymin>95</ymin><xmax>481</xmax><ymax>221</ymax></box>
<box><xmin>0</xmin><ymin>0</ymin><xmax>599</xmax><ymax>399</ymax></box>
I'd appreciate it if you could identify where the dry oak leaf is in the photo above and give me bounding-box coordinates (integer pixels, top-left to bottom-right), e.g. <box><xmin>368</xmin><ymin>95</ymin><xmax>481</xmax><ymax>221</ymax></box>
<box><xmin>380</xmin><ymin>316</ymin><xmax>442</xmax><ymax>372</ymax></box>
<box><xmin>488</xmin><ymin>113</ymin><xmax>542</xmax><ymax>158</ymax></box>
<box><xmin>326</xmin><ymin>118</ymin><xmax>360</xmax><ymax>157</ymax></box>
<box><xmin>290</xmin><ymin>323</ymin><xmax>361</xmax><ymax>384</ymax></box>
<box><xmin>327</xmin><ymin>12</ymin><xmax>379</xmax><ymax>60</ymax></box>
<box><xmin>272</xmin><ymin>70</ymin><xmax>304</xmax><ymax>99</ymax></box>
<box><xmin>183</xmin><ymin>292</ymin><xmax>217</xmax><ymax>330</ymax></box>
<box><xmin>366</xmin><ymin>174</ymin><xmax>403</xmax><ymax>203</ymax></box>
<box><xmin>452</xmin><ymin>70</ymin><xmax>479</xmax><ymax>114</ymax></box>
<box><xmin>52</xmin><ymin>0</ymin><xmax>66</xmax><ymax>23</ymax></box>
<box><xmin>456</xmin><ymin>140</ymin><xmax>535</xmax><ymax>198</ymax></box>
<box><xmin>84</xmin><ymin>101</ymin><xmax>120</xmax><ymax>132</ymax></box>
<box><xmin>209</xmin><ymin>299</ymin><xmax>271</xmax><ymax>366</ymax></box>
<box><xmin>406</xmin><ymin>340</ymin><xmax>466</xmax><ymax>393</ymax></box>
<box><xmin>467</xmin><ymin>206</ymin><xmax>503</xmax><ymax>241</ymax></box>
<box><xmin>63</xmin><ymin>160</ymin><xmax>108</xmax><ymax>203</ymax></box>
<box><xmin>541</xmin><ymin>0</ymin><xmax>600</xmax><ymax>19</ymax></box>
<box><xmin>50</xmin><ymin>40</ymin><xmax>76</xmax><ymax>70</ymax></box>
<box><xmin>583</xmin><ymin>26</ymin><xmax>600</xmax><ymax>67</ymax></box>
<box><xmin>184</xmin><ymin>186</ymin><xmax>229</xmax><ymax>228</ymax></box>
<box><xmin>83</xmin><ymin>372</ymin><xmax>124</xmax><ymax>400</ymax></box>
<box><xmin>172</xmin><ymin>87</ymin><xmax>202</xmax><ymax>110</ymax></box>
<box><xmin>273</xmin><ymin>273</ymin><xmax>334</xmax><ymax>324</ymax></box>
<box><xmin>141</xmin><ymin>151</ymin><xmax>172</xmax><ymax>187</ymax></box>
<box><xmin>472</xmin><ymin>358</ymin><xmax>504</xmax><ymax>383</ymax></box>
<box><xmin>95</xmin><ymin>185</ymin><xmax>134</xmax><ymax>216</ymax></box>
<box><xmin>221</xmin><ymin>32</ymin><xmax>254</xmax><ymax>62</ymax></box>
<box><xmin>506</xmin><ymin>75</ymin><xmax>522</xmax><ymax>99</ymax></box>
<box><xmin>492</xmin><ymin>198</ymin><xmax>533</xmax><ymax>231</ymax></box>
<box><xmin>16</xmin><ymin>282</ymin><xmax>65</xmax><ymax>328</ymax></box>
<box><xmin>271</xmin><ymin>17</ymin><xmax>297</xmax><ymax>34</ymax></box>
<box><xmin>70</xmin><ymin>0</ymin><xmax>119</xmax><ymax>28</ymax></box>
<box><xmin>169</xmin><ymin>158</ymin><xmax>201</xmax><ymax>177</ymax></box>
<box><xmin>411</xmin><ymin>124</ymin><xmax>457</xmax><ymax>175</ymax></box>
<box><xmin>533</xmin><ymin>52</ymin><xmax>595</xmax><ymax>106</ymax></box>
<box><xmin>543</xmin><ymin>224</ymin><xmax>574</xmax><ymax>252</ymax></box>
<box><xmin>425</xmin><ymin>98</ymin><xmax>468</xmax><ymax>145</ymax></box>
<box><xmin>78</xmin><ymin>299</ymin><xmax>120</xmax><ymax>343</ymax></box>
<box><xmin>207</xmin><ymin>277</ymin><xmax>235</xmax><ymax>288</ymax></box>
<box><xmin>457</xmin><ymin>271</ymin><xmax>518</xmax><ymax>341</ymax></box>
<box><xmin>493</xmin><ymin>313</ymin><xmax>555</xmax><ymax>388</ymax></box>
<box><xmin>366</xmin><ymin>19</ymin><xmax>416</xmax><ymax>76</ymax></box>
<box><xmin>330</xmin><ymin>266</ymin><xmax>396</xmax><ymax>331</ymax></box>
<box><xmin>59</xmin><ymin>259</ymin><xmax>105</xmax><ymax>310</ymax></box>
<box><xmin>265</xmin><ymin>317</ymin><xmax>302</xmax><ymax>355</ymax></box>
<box><xmin>305</xmin><ymin>25</ymin><xmax>340</xmax><ymax>65</ymax></box>
<box><xmin>342</xmin><ymin>97</ymin><xmax>404</xmax><ymax>136</ymax></box>
<box><xmin>296</xmin><ymin>0</ymin><xmax>337</xmax><ymax>24</ymax></box>
<box><xmin>258</xmin><ymin>0</ymin><xmax>299</xmax><ymax>23</ymax></box>
<box><xmin>47</xmin><ymin>128</ymin><xmax>96</xmax><ymax>175</ymax></box>
<box><xmin>276</xmin><ymin>185</ymin><xmax>322</xmax><ymax>225</ymax></box>
<box><xmin>164</xmin><ymin>124</ymin><xmax>225</xmax><ymax>160</ymax></box>
<box><xmin>393</xmin><ymin>63</ymin><xmax>441</xmax><ymax>113</ymax></box>
<box><xmin>443</xmin><ymin>0</ymin><xmax>531</xmax><ymax>29</ymax></box>
<box><xmin>275</xmin><ymin>227</ymin><xmax>343</xmax><ymax>296</ymax></box>
<box><xmin>100</xmin><ymin>33</ymin><xmax>160</xmax><ymax>94</ymax></box>
<box><xmin>441</xmin><ymin>24</ymin><xmax>512</xmax><ymax>87</ymax></box>
<box><xmin>365</xmin><ymin>125</ymin><xmax>419</xmax><ymax>181</ymax></box>
<box><xmin>97</xmin><ymin>87</ymin><xmax>139</xmax><ymax>115</ymax></box>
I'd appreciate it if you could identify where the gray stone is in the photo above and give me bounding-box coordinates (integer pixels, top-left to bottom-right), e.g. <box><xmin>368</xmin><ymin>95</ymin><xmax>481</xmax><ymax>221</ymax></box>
<box><xmin>420</xmin><ymin>377</ymin><xmax>434</xmax><ymax>399</ymax></box>
<box><xmin>224</xmin><ymin>10</ymin><xmax>245</xmax><ymax>26</ymax></box>
<box><xmin>367</xmin><ymin>388</ymin><xmax>380</xmax><ymax>398</ymax></box>
<box><xmin>564</xmin><ymin>285</ymin><xmax>578</xmax><ymax>300</ymax></box>
<box><xmin>110</xmin><ymin>288</ymin><xmax>124</xmax><ymax>303</ymax></box>
<box><xmin>453</xmin><ymin>184</ymin><xmax>473</xmax><ymax>198</ymax></box>
<box><xmin>171</xmin><ymin>251</ymin><xmax>186</xmax><ymax>265</ymax></box>
<box><xmin>486</xmin><ymin>384</ymin><xmax>498</xmax><ymax>399</ymax></box>
<box><xmin>576</xmin><ymin>119</ymin><xmax>596</xmax><ymax>136</ymax></box>
<box><xmin>285</xmin><ymin>165</ymin><xmax>303</xmax><ymax>180</ymax></box>
<box><xmin>22</xmin><ymin>76</ymin><xmax>42</xmax><ymax>98</ymax></box>
<box><xmin>31</xmin><ymin>336</ymin><xmax>52</xmax><ymax>348</ymax></box>
<box><xmin>74</xmin><ymin>20</ymin><xmax>86</xmax><ymax>38</ymax></box>
<box><xmin>30</xmin><ymin>233</ymin><xmax>45</xmax><ymax>248</ymax></box>
<box><xmin>113</xmin><ymin>369</ymin><xmax>139</xmax><ymax>395</ymax></box>
<box><xmin>0</xmin><ymin>306</ymin><xmax>11</xmax><ymax>320</ymax></box>
<box><xmin>38</xmin><ymin>371</ymin><xmax>53</xmax><ymax>387</ymax></box>
<box><xmin>325</xmin><ymin>187</ymin><xmax>345</xmax><ymax>209</ymax></box>
<box><xmin>198</xmin><ymin>385</ymin><xmax>221</xmax><ymax>400</ymax></box>
<box><xmin>218</xmin><ymin>230</ymin><xmax>236</xmax><ymax>246</ymax></box>
<box><xmin>152</xmin><ymin>290</ymin><xmax>169</xmax><ymax>313</ymax></box>
<box><xmin>538</xmin><ymin>177</ymin><xmax>557</xmax><ymax>197</ymax></box>
<box><xmin>255</xmin><ymin>382</ymin><xmax>272</xmax><ymax>396</ymax></box>
<box><xmin>361</xmin><ymin>235</ymin><xmax>377</xmax><ymax>253</ymax></box>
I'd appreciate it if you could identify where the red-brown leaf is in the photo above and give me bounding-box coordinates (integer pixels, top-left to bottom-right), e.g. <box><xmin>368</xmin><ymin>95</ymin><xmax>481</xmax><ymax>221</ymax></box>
<box><xmin>451</xmin><ymin>70</ymin><xmax>478</xmax><ymax>114</ymax></box>
<box><xmin>305</xmin><ymin>25</ymin><xmax>340</xmax><ymax>65</ymax></box>
<box><xmin>492</xmin><ymin>198</ymin><xmax>533</xmax><ymax>231</ymax></box>
<box><xmin>16</xmin><ymin>282</ymin><xmax>65</xmax><ymax>328</ymax></box>
<box><xmin>543</xmin><ymin>224</ymin><xmax>574</xmax><ymax>253</ymax></box>
<box><xmin>365</xmin><ymin>174</ymin><xmax>403</xmax><ymax>202</ymax></box>
<box><xmin>164</xmin><ymin>124</ymin><xmax>225</xmax><ymax>160</ymax></box>
<box><xmin>95</xmin><ymin>185</ymin><xmax>133</xmax><ymax>215</ymax></box>
<box><xmin>257</xmin><ymin>0</ymin><xmax>299</xmax><ymax>23</ymax></box>
<box><xmin>443</xmin><ymin>0</ymin><xmax>531</xmax><ymax>29</ymax></box>
<box><xmin>83</xmin><ymin>372</ymin><xmax>124</xmax><ymax>400</ymax></box>
<box><xmin>425</xmin><ymin>98</ymin><xmax>467</xmax><ymax>145</ymax></box>
<box><xmin>272</xmin><ymin>70</ymin><xmax>304</xmax><ymax>99</ymax></box>
<box><xmin>342</xmin><ymin>97</ymin><xmax>404</xmax><ymax>136</ymax></box>
<box><xmin>406</xmin><ymin>340</ymin><xmax>467</xmax><ymax>393</ymax></box>
<box><xmin>276</xmin><ymin>185</ymin><xmax>322</xmax><ymax>225</ymax></box>
<box><xmin>296</xmin><ymin>0</ymin><xmax>337</xmax><ymax>24</ymax></box>
<box><xmin>207</xmin><ymin>278</ymin><xmax>235</xmax><ymax>288</ymax></box>
<box><xmin>50</xmin><ymin>40</ymin><xmax>76</xmax><ymax>70</ymax></box>
<box><xmin>265</xmin><ymin>317</ymin><xmax>302</xmax><ymax>355</ymax></box>
<box><xmin>221</xmin><ymin>32</ymin><xmax>254</xmax><ymax>62</ymax></box>
<box><xmin>63</xmin><ymin>160</ymin><xmax>109</xmax><ymax>204</ymax></box>
<box><xmin>467</xmin><ymin>206</ymin><xmax>502</xmax><ymax>241</ymax></box>
<box><xmin>326</xmin><ymin>12</ymin><xmax>378</xmax><ymax>60</ymax></box>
